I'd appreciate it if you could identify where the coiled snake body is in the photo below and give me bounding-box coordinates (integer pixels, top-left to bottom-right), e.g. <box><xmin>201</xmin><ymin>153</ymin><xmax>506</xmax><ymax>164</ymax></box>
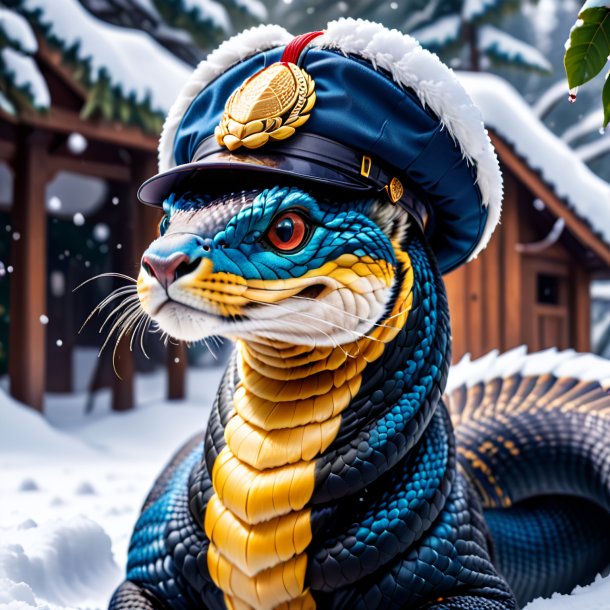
<box><xmin>110</xmin><ymin>188</ymin><xmax>610</xmax><ymax>610</ymax></box>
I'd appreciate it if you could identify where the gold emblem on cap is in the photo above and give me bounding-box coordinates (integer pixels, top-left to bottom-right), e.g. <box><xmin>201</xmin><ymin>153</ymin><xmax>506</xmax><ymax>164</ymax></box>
<box><xmin>386</xmin><ymin>177</ymin><xmax>404</xmax><ymax>204</ymax></box>
<box><xmin>215</xmin><ymin>62</ymin><xmax>316</xmax><ymax>151</ymax></box>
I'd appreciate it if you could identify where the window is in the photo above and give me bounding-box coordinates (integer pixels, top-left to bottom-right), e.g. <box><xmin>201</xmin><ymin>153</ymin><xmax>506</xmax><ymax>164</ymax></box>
<box><xmin>537</xmin><ymin>274</ymin><xmax>560</xmax><ymax>305</ymax></box>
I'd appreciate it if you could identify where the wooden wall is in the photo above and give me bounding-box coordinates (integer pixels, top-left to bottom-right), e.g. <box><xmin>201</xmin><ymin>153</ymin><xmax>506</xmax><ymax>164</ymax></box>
<box><xmin>443</xmin><ymin>167</ymin><xmax>591</xmax><ymax>363</ymax></box>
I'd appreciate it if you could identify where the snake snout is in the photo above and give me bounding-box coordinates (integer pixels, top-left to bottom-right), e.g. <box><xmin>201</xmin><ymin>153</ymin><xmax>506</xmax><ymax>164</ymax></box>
<box><xmin>141</xmin><ymin>234</ymin><xmax>210</xmax><ymax>288</ymax></box>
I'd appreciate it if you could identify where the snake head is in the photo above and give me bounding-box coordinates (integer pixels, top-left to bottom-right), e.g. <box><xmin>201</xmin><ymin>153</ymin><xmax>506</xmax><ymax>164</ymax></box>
<box><xmin>137</xmin><ymin>185</ymin><xmax>411</xmax><ymax>345</ymax></box>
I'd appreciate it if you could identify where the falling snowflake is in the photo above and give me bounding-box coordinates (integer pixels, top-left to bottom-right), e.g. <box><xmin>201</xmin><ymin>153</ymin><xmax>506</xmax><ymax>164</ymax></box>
<box><xmin>73</xmin><ymin>213</ymin><xmax>85</xmax><ymax>226</ymax></box>
<box><xmin>67</xmin><ymin>132</ymin><xmax>88</xmax><ymax>155</ymax></box>
<box><xmin>47</xmin><ymin>196</ymin><xmax>62</xmax><ymax>212</ymax></box>
<box><xmin>93</xmin><ymin>223</ymin><xmax>110</xmax><ymax>242</ymax></box>
<box><xmin>56</xmin><ymin>339</ymin><xmax>63</xmax><ymax>347</ymax></box>
<box><xmin>39</xmin><ymin>315</ymin><xmax>49</xmax><ymax>325</ymax></box>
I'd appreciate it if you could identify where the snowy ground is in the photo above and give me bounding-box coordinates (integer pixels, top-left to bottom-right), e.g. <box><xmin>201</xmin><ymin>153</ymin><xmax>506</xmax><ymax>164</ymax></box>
<box><xmin>1</xmin><ymin>356</ymin><xmax>610</xmax><ymax>609</ymax></box>
<box><xmin>0</xmin><ymin>364</ymin><xmax>222</xmax><ymax>609</ymax></box>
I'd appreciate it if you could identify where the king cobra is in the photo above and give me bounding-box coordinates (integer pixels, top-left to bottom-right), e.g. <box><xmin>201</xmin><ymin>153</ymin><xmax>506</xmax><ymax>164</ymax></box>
<box><xmin>108</xmin><ymin>186</ymin><xmax>610</xmax><ymax>610</ymax></box>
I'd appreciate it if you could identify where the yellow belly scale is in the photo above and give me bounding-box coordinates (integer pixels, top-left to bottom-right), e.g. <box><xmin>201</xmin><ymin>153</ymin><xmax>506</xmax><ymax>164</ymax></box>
<box><xmin>205</xmin><ymin>249</ymin><xmax>413</xmax><ymax>610</ymax></box>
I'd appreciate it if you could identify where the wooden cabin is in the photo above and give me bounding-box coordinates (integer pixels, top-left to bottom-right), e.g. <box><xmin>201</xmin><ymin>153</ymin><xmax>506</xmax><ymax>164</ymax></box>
<box><xmin>0</xmin><ymin>14</ymin><xmax>190</xmax><ymax>413</ymax></box>
<box><xmin>447</xmin><ymin>74</ymin><xmax>610</xmax><ymax>362</ymax></box>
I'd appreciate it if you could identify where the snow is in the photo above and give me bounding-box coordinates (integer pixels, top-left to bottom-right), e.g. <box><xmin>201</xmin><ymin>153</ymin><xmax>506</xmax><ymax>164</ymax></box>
<box><xmin>478</xmin><ymin>25</ymin><xmax>552</xmax><ymax>72</ymax></box>
<box><xmin>462</xmin><ymin>0</ymin><xmax>501</xmax><ymax>21</ymax></box>
<box><xmin>231</xmin><ymin>0</ymin><xmax>268</xmax><ymax>22</ymax></box>
<box><xmin>0</xmin><ymin>8</ymin><xmax>37</xmax><ymax>54</ymax></box>
<box><xmin>411</xmin><ymin>15</ymin><xmax>461</xmax><ymax>49</ymax></box>
<box><xmin>561</xmin><ymin>108</ymin><xmax>604</xmax><ymax>144</ymax></box>
<box><xmin>181</xmin><ymin>0</ymin><xmax>230</xmax><ymax>31</ymax></box>
<box><xmin>447</xmin><ymin>345</ymin><xmax>610</xmax><ymax>392</ymax></box>
<box><xmin>0</xmin><ymin>517</ymin><xmax>121</xmax><ymax>609</ymax></box>
<box><xmin>581</xmin><ymin>0</ymin><xmax>610</xmax><ymax>10</ymax></box>
<box><xmin>3</xmin><ymin>352</ymin><xmax>610</xmax><ymax>609</ymax></box>
<box><xmin>532</xmin><ymin>78</ymin><xmax>570</xmax><ymax>118</ymax></box>
<box><xmin>526</xmin><ymin>575</ymin><xmax>610</xmax><ymax>609</ymax></box>
<box><xmin>0</xmin><ymin>90</ymin><xmax>15</xmax><ymax>116</ymax></box>
<box><xmin>0</xmin><ymin>363</ymin><xmax>223</xmax><ymax>609</ymax></box>
<box><xmin>21</xmin><ymin>0</ymin><xmax>192</xmax><ymax>114</ymax></box>
<box><xmin>592</xmin><ymin>308</ymin><xmax>610</xmax><ymax>348</ymax></box>
<box><xmin>458</xmin><ymin>72</ymin><xmax>610</xmax><ymax>243</ymax></box>
<box><xmin>592</xmin><ymin>280</ymin><xmax>610</xmax><ymax>300</ymax></box>
<box><xmin>0</xmin><ymin>47</ymin><xmax>50</xmax><ymax>109</ymax></box>
<box><xmin>575</xmin><ymin>135</ymin><xmax>610</xmax><ymax>163</ymax></box>
<box><xmin>66</xmin><ymin>133</ymin><xmax>88</xmax><ymax>155</ymax></box>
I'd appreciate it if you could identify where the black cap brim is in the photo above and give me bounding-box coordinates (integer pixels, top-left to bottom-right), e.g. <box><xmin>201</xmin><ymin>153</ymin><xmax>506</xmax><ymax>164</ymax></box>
<box><xmin>138</xmin><ymin>149</ymin><xmax>373</xmax><ymax>206</ymax></box>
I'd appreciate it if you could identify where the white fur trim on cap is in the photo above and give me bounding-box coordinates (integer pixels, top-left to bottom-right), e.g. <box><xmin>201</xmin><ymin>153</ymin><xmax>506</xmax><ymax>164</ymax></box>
<box><xmin>158</xmin><ymin>18</ymin><xmax>503</xmax><ymax>263</ymax></box>
<box><xmin>158</xmin><ymin>24</ymin><xmax>293</xmax><ymax>173</ymax></box>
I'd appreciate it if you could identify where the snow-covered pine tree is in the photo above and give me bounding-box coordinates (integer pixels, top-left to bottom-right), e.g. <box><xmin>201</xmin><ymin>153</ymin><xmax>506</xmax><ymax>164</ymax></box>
<box><xmin>263</xmin><ymin>0</ymin><xmax>551</xmax><ymax>73</ymax></box>
<box><xmin>0</xmin><ymin>0</ymin><xmax>268</xmax><ymax>133</ymax></box>
<box><xmin>0</xmin><ymin>2</ymin><xmax>50</xmax><ymax>114</ymax></box>
<box><xmin>78</xmin><ymin>0</ymin><xmax>267</xmax><ymax>66</ymax></box>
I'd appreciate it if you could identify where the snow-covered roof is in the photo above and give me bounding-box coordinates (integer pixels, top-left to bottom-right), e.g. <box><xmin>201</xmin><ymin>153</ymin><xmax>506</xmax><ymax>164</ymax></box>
<box><xmin>458</xmin><ymin>72</ymin><xmax>610</xmax><ymax>245</ymax></box>
<box><xmin>592</xmin><ymin>280</ymin><xmax>610</xmax><ymax>300</ymax></box>
<box><xmin>20</xmin><ymin>0</ymin><xmax>192</xmax><ymax>115</ymax></box>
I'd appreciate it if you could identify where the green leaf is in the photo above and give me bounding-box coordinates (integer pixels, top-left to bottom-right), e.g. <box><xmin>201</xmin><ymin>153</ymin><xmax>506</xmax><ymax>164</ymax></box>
<box><xmin>603</xmin><ymin>72</ymin><xmax>610</xmax><ymax>127</ymax></box>
<box><xmin>565</xmin><ymin>6</ymin><xmax>610</xmax><ymax>88</ymax></box>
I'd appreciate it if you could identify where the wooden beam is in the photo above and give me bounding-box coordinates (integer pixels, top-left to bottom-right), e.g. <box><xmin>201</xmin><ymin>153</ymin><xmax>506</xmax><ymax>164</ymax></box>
<box><xmin>47</xmin><ymin>154</ymin><xmax>131</xmax><ymax>182</ymax></box>
<box><xmin>490</xmin><ymin>132</ymin><xmax>610</xmax><ymax>269</ymax></box>
<box><xmin>9</xmin><ymin>130</ymin><xmax>50</xmax><ymax>411</ymax></box>
<box><xmin>18</xmin><ymin>106</ymin><xmax>158</xmax><ymax>152</ymax></box>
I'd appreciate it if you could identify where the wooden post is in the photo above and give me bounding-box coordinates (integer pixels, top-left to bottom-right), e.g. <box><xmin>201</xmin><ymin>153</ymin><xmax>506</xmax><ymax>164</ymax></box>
<box><xmin>501</xmin><ymin>172</ymin><xmax>523</xmax><ymax>350</ymax></box>
<box><xmin>110</xmin><ymin>153</ymin><xmax>168</xmax><ymax>409</ymax></box>
<box><xmin>443</xmin><ymin>268</ymin><xmax>467</xmax><ymax>363</ymax></box>
<box><xmin>131</xmin><ymin>154</ymin><xmax>187</xmax><ymax>402</ymax></box>
<box><xmin>110</xmin><ymin>177</ymin><xmax>136</xmax><ymax>411</ymax></box>
<box><xmin>573</xmin><ymin>266</ymin><xmax>591</xmax><ymax>353</ymax></box>
<box><xmin>167</xmin><ymin>341</ymin><xmax>187</xmax><ymax>400</ymax></box>
<box><xmin>9</xmin><ymin>130</ymin><xmax>50</xmax><ymax>411</ymax></box>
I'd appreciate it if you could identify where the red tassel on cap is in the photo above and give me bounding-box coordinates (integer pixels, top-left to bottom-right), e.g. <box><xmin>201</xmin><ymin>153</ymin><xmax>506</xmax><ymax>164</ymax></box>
<box><xmin>281</xmin><ymin>31</ymin><xmax>324</xmax><ymax>64</ymax></box>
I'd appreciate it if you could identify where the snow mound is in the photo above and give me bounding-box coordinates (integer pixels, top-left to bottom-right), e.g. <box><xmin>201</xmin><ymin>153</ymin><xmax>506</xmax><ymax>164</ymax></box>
<box><xmin>0</xmin><ymin>516</ymin><xmax>121</xmax><ymax>609</ymax></box>
<box><xmin>0</xmin><ymin>391</ymin><xmax>100</xmax><ymax>462</ymax></box>
<box><xmin>74</xmin><ymin>403</ymin><xmax>204</xmax><ymax>460</ymax></box>
<box><xmin>526</xmin><ymin>574</ymin><xmax>610</xmax><ymax>609</ymax></box>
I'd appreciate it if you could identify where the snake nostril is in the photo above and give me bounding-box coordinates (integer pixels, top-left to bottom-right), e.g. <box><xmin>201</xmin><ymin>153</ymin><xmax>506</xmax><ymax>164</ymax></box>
<box><xmin>174</xmin><ymin>257</ymin><xmax>202</xmax><ymax>280</ymax></box>
<box><xmin>142</xmin><ymin>261</ymin><xmax>156</xmax><ymax>278</ymax></box>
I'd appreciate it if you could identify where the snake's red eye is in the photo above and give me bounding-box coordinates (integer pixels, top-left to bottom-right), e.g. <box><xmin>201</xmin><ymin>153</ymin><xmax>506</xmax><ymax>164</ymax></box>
<box><xmin>267</xmin><ymin>212</ymin><xmax>308</xmax><ymax>252</ymax></box>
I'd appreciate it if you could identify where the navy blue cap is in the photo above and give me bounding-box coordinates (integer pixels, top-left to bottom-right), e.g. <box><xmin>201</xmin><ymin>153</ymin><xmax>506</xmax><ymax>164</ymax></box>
<box><xmin>140</xmin><ymin>22</ymin><xmax>502</xmax><ymax>274</ymax></box>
